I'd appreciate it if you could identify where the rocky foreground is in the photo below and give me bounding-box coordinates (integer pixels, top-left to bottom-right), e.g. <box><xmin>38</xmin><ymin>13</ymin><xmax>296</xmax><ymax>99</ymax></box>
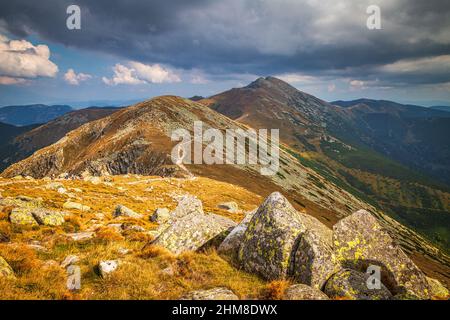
<box><xmin>0</xmin><ymin>175</ymin><xmax>448</xmax><ymax>300</ymax></box>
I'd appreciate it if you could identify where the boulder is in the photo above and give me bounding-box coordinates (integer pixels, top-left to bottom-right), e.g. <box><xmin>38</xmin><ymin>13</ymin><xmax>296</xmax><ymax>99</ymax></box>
<box><xmin>32</xmin><ymin>209</ymin><xmax>65</xmax><ymax>226</ymax></box>
<box><xmin>333</xmin><ymin>209</ymin><xmax>431</xmax><ymax>299</ymax></box>
<box><xmin>63</xmin><ymin>201</ymin><xmax>91</xmax><ymax>211</ymax></box>
<box><xmin>114</xmin><ymin>205</ymin><xmax>143</xmax><ymax>219</ymax></box>
<box><xmin>181</xmin><ymin>287</ymin><xmax>239</xmax><ymax>300</ymax></box>
<box><xmin>324</xmin><ymin>269</ymin><xmax>392</xmax><ymax>300</ymax></box>
<box><xmin>283</xmin><ymin>284</ymin><xmax>329</xmax><ymax>300</ymax></box>
<box><xmin>9</xmin><ymin>208</ymin><xmax>39</xmax><ymax>226</ymax></box>
<box><xmin>218</xmin><ymin>209</ymin><xmax>256</xmax><ymax>262</ymax></box>
<box><xmin>238</xmin><ymin>192</ymin><xmax>337</xmax><ymax>289</ymax></box>
<box><xmin>150</xmin><ymin>208</ymin><xmax>170</xmax><ymax>223</ymax></box>
<box><xmin>153</xmin><ymin>213</ymin><xmax>236</xmax><ymax>255</ymax></box>
<box><xmin>426</xmin><ymin>277</ymin><xmax>449</xmax><ymax>299</ymax></box>
<box><xmin>218</xmin><ymin>202</ymin><xmax>239</xmax><ymax>213</ymax></box>
<box><xmin>0</xmin><ymin>256</ymin><xmax>14</xmax><ymax>278</ymax></box>
<box><xmin>99</xmin><ymin>260</ymin><xmax>119</xmax><ymax>277</ymax></box>
<box><xmin>172</xmin><ymin>195</ymin><xmax>203</xmax><ymax>219</ymax></box>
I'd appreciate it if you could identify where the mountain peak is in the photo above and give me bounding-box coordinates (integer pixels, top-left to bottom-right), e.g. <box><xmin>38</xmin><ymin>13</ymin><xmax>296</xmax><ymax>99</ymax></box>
<box><xmin>246</xmin><ymin>76</ymin><xmax>295</xmax><ymax>91</ymax></box>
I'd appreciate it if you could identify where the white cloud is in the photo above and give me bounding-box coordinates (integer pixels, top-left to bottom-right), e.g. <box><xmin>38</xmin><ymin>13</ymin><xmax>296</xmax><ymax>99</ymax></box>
<box><xmin>103</xmin><ymin>62</ymin><xmax>180</xmax><ymax>85</ymax></box>
<box><xmin>0</xmin><ymin>34</ymin><xmax>58</xmax><ymax>85</ymax></box>
<box><xmin>64</xmin><ymin>68</ymin><xmax>92</xmax><ymax>85</ymax></box>
<box><xmin>349</xmin><ymin>79</ymin><xmax>366</xmax><ymax>90</ymax></box>
<box><xmin>380</xmin><ymin>55</ymin><xmax>450</xmax><ymax>75</ymax></box>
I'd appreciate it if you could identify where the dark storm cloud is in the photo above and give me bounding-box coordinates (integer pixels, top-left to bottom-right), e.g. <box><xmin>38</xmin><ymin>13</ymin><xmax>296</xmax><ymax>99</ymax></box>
<box><xmin>1</xmin><ymin>0</ymin><xmax>449</xmax><ymax>85</ymax></box>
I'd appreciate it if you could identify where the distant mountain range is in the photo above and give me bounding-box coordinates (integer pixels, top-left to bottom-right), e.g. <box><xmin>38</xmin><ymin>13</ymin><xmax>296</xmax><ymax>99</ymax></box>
<box><xmin>430</xmin><ymin>105</ymin><xmax>450</xmax><ymax>113</ymax></box>
<box><xmin>0</xmin><ymin>104</ymin><xmax>73</xmax><ymax>126</ymax></box>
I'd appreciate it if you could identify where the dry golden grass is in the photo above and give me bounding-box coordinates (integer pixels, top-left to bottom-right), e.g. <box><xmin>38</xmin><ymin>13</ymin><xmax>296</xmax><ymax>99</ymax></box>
<box><xmin>0</xmin><ymin>175</ymin><xmax>270</xmax><ymax>300</ymax></box>
<box><xmin>260</xmin><ymin>280</ymin><xmax>291</xmax><ymax>300</ymax></box>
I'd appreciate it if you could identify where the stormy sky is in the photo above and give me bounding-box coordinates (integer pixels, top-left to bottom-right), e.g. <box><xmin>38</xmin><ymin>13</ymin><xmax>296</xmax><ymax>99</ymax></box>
<box><xmin>0</xmin><ymin>0</ymin><xmax>449</xmax><ymax>106</ymax></box>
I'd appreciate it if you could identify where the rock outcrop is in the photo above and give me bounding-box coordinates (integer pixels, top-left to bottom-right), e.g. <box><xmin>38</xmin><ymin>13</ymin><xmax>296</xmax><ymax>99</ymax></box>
<box><xmin>324</xmin><ymin>269</ymin><xmax>393</xmax><ymax>300</ymax></box>
<box><xmin>283</xmin><ymin>284</ymin><xmax>329</xmax><ymax>300</ymax></box>
<box><xmin>32</xmin><ymin>209</ymin><xmax>65</xmax><ymax>226</ymax></box>
<box><xmin>9</xmin><ymin>208</ymin><xmax>39</xmax><ymax>226</ymax></box>
<box><xmin>238</xmin><ymin>192</ymin><xmax>337</xmax><ymax>289</ymax></box>
<box><xmin>114</xmin><ymin>205</ymin><xmax>142</xmax><ymax>219</ymax></box>
<box><xmin>181</xmin><ymin>287</ymin><xmax>239</xmax><ymax>300</ymax></box>
<box><xmin>333</xmin><ymin>209</ymin><xmax>431</xmax><ymax>299</ymax></box>
<box><xmin>153</xmin><ymin>212</ymin><xmax>236</xmax><ymax>255</ymax></box>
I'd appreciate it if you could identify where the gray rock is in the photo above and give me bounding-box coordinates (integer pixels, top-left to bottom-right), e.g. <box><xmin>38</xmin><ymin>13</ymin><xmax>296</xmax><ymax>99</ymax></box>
<box><xmin>324</xmin><ymin>269</ymin><xmax>393</xmax><ymax>300</ymax></box>
<box><xmin>218</xmin><ymin>209</ymin><xmax>256</xmax><ymax>262</ymax></box>
<box><xmin>172</xmin><ymin>195</ymin><xmax>203</xmax><ymax>219</ymax></box>
<box><xmin>333</xmin><ymin>209</ymin><xmax>431</xmax><ymax>299</ymax></box>
<box><xmin>218</xmin><ymin>202</ymin><xmax>239</xmax><ymax>213</ymax></box>
<box><xmin>63</xmin><ymin>201</ymin><xmax>91</xmax><ymax>211</ymax></box>
<box><xmin>114</xmin><ymin>205</ymin><xmax>143</xmax><ymax>219</ymax></box>
<box><xmin>181</xmin><ymin>287</ymin><xmax>239</xmax><ymax>300</ymax></box>
<box><xmin>150</xmin><ymin>208</ymin><xmax>171</xmax><ymax>223</ymax></box>
<box><xmin>238</xmin><ymin>192</ymin><xmax>337</xmax><ymax>289</ymax></box>
<box><xmin>152</xmin><ymin>212</ymin><xmax>236</xmax><ymax>255</ymax></box>
<box><xmin>32</xmin><ymin>209</ymin><xmax>65</xmax><ymax>226</ymax></box>
<box><xmin>283</xmin><ymin>284</ymin><xmax>330</xmax><ymax>300</ymax></box>
<box><xmin>61</xmin><ymin>255</ymin><xmax>80</xmax><ymax>269</ymax></box>
<box><xmin>99</xmin><ymin>260</ymin><xmax>119</xmax><ymax>277</ymax></box>
<box><xmin>66</xmin><ymin>231</ymin><xmax>95</xmax><ymax>241</ymax></box>
<box><xmin>9</xmin><ymin>208</ymin><xmax>39</xmax><ymax>226</ymax></box>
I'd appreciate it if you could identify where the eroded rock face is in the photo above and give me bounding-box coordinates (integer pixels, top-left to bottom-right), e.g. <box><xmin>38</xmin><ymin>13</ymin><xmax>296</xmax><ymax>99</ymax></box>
<box><xmin>333</xmin><ymin>209</ymin><xmax>431</xmax><ymax>299</ymax></box>
<box><xmin>114</xmin><ymin>205</ymin><xmax>143</xmax><ymax>219</ymax></box>
<box><xmin>0</xmin><ymin>256</ymin><xmax>14</xmax><ymax>278</ymax></box>
<box><xmin>9</xmin><ymin>208</ymin><xmax>39</xmax><ymax>226</ymax></box>
<box><xmin>218</xmin><ymin>210</ymin><xmax>256</xmax><ymax>262</ymax></box>
<box><xmin>32</xmin><ymin>209</ymin><xmax>65</xmax><ymax>226</ymax></box>
<box><xmin>181</xmin><ymin>287</ymin><xmax>239</xmax><ymax>300</ymax></box>
<box><xmin>153</xmin><ymin>212</ymin><xmax>236</xmax><ymax>255</ymax></box>
<box><xmin>324</xmin><ymin>269</ymin><xmax>392</xmax><ymax>300</ymax></box>
<box><xmin>283</xmin><ymin>284</ymin><xmax>329</xmax><ymax>300</ymax></box>
<box><xmin>238</xmin><ymin>192</ymin><xmax>337</xmax><ymax>289</ymax></box>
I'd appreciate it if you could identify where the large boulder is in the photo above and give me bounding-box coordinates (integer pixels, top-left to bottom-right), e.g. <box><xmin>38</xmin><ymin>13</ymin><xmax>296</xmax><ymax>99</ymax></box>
<box><xmin>0</xmin><ymin>256</ymin><xmax>15</xmax><ymax>278</ymax></box>
<box><xmin>324</xmin><ymin>269</ymin><xmax>392</xmax><ymax>300</ymax></box>
<box><xmin>218</xmin><ymin>209</ymin><xmax>256</xmax><ymax>262</ymax></box>
<box><xmin>152</xmin><ymin>212</ymin><xmax>236</xmax><ymax>255</ymax></box>
<box><xmin>150</xmin><ymin>208</ymin><xmax>170</xmax><ymax>223</ymax></box>
<box><xmin>333</xmin><ymin>209</ymin><xmax>431</xmax><ymax>299</ymax></box>
<box><xmin>238</xmin><ymin>192</ymin><xmax>337</xmax><ymax>289</ymax></box>
<box><xmin>9</xmin><ymin>208</ymin><xmax>39</xmax><ymax>226</ymax></box>
<box><xmin>283</xmin><ymin>284</ymin><xmax>329</xmax><ymax>300</ymax></box>
<box><xmin>181</xmin><ymin>287</ymin><xmax>239</xmax><ymax>300</ymax></box>
<box><xmin>32</xmin><ymin>209</ymin><xmax>65</xmax><ymax>226</ymax></box>
<box><xmin>171</xmin><ymin>195</ymin><xmax>203</xmax><ymax>219</ymax></box>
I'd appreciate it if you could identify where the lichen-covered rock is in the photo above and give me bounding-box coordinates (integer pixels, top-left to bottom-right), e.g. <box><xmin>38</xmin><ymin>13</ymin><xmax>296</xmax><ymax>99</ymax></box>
<box><xmin>61</xmin><ymin>255</ymin><xmax>79</xmax><ymax>269</ymax></box>
<box><xmin>181</xmin><ymin>287</ymin><xmax>239</xmax><ymax>300</ymax></box>
<box><xmin>150</xmin><ymin>208</ymin><xmax>170</xmax><ymax>223</ymax></box>
<box><xmin>324</xmin><ymin>269</ymin><xmax>392</xmax><ymax>300</ymax></box>
<box><xmin>0</xmin><ymin>256</ymin><xmax>15</xmax><ymax>278</ymax></box>
<box><xmin>114</xmin><ymin>205</ymin><xmax>142</xmax><ymax>219</ymax></box>
<box><xmin>99</xmin><ymin>260</ymin><xmax>119</xmax><ymax>277</ymax></box>
<box><xmin>153</xmin><ymin>213</ymin><xmax>236</xmax><ymax>255</ymax></box>
<box><xmin>9</xmin><ymin>208</ymin><xmax>39</xmax><ymax>226</ymax></box>
<box><xmin>426</xmin><ymin>277</ymin><xmax>449</xmax><ymax>299</ymax></box>
<box><xmin>218</xmin><ymin>202</ymin><xmax>239</xmax><ymax>213</ymax></box>
<box><xmin>238</xmin><ymin>192</ymin><xmax>337</xmax><ymax>289</ymax></box>
<box><xmin>32</xmin><ymin>209</ymin><xmax>65</xmax><ymax>226</ymax></box>
<box><xmin>333</xmin><ymin>209</ymin><xmax>431</xmax><ymax>299</ymax></box>
<box><xmin>218</xmin><ymin>209</ymin><xmax>256</xmax><ymax>262</ymax></box>
<box><xmin>66</xmin><ymin>231</ymin><xmax>95</xmax><ymax>241</ymax></box>
<box><xmin>172</xmin><ymin>195</ymin><xmax>203</xmax><ymax>219</ymax></box>
<box><xmin>63</xmin><ymin>201</ymin><xmax>91</xmax><ymax>211</ymax></box>
<box><xmin>283</xmin><ymin>284</ymin><xmax>329</xmax><ymax>300</ymax></box>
